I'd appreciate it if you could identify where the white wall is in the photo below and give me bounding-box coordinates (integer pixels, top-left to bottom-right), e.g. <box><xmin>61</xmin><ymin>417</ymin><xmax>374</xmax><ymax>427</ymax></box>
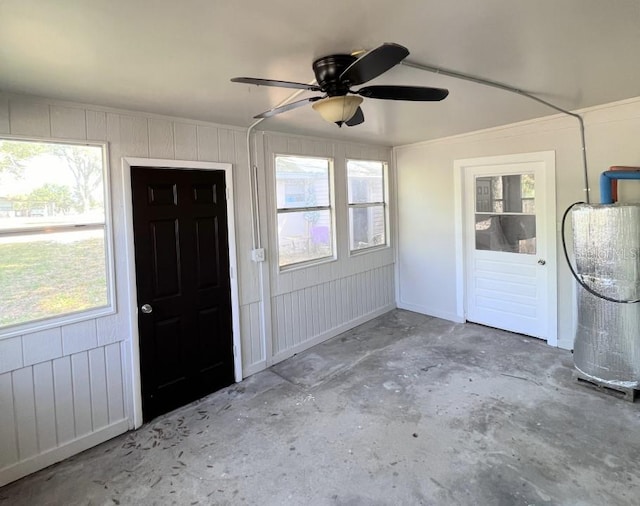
<box><xmin>0</xmin><ymin>92</ymin><xmax>394</xmax><ymax>486</ymax></box>
<box><xmin>395</xmin><ymin>96</ymin><xmax>640</xmax><ymax>350</ymax></box>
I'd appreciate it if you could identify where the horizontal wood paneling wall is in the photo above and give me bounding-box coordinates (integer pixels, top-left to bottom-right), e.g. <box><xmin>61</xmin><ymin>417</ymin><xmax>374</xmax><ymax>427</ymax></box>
<box><xmin>0</xmin><ymin>93</ymin><xmax>395</xmax><ymax>486</ymax></box>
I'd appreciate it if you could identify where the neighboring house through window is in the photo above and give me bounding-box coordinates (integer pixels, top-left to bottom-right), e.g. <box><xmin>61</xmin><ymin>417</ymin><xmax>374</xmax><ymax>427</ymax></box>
<box><xmin>0</xmin><ymin>138</ymin><xmax>113</xmax><ymax>334</ymax></box>
<box><xmin>347</xmin><ymin>159</ymin><xmax>388</xmax><ymax>252</ymax></box>
<box><xmin>275</xmin><ymin>155</ymin><xmax>334</xmax><ymax>268</ymax></box>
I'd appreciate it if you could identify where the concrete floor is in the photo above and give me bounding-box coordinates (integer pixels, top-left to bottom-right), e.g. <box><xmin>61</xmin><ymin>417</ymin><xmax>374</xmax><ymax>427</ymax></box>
<box><xmin>1</xmin><ymin>309</ymin><xmax>640</xmax><ymax>505</ymax></box>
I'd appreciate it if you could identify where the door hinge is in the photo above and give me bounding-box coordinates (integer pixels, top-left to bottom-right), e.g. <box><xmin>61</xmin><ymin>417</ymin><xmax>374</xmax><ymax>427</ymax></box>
<box><xmin>225</xmin><ymin>187</ymin><xmax>230</xmax><ymax>200</ymax></box>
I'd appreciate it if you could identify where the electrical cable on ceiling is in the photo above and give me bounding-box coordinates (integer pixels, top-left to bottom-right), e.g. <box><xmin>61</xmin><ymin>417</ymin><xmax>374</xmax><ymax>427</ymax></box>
<box><xmin>399</xmin><ymin>60</ymin><xmax>637</xmax><ymax>300</ymax></box>
<box><xmin>401</xmin><ymin>60</ymin><xmax>591</xmax><ymax>204</ymax></box>
<box><xmin>561</xmin><ymin>201</ymin><xmax>640</xmax><ymax>304</ymax></box>
<box><xmin>245</xmin><ymin>56</ymin><xmax>595</xmax><ymax>255</ymax></box>
<box><xmin>246</xmin><ymin>118</ymin><xmax>261</xmax><ymax>250</ymax></box>
<box><xmin>245</xmin><ymin>80</ymin><xmax>318</xmax><ymax>250</ymax></box>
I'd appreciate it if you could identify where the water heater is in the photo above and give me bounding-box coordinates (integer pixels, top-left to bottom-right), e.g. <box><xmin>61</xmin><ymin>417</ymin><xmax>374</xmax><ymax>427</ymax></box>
<box><xmin>572</xmin><ymin>203</ymin><xmax>640</xmax><ymax>389</ymax></box>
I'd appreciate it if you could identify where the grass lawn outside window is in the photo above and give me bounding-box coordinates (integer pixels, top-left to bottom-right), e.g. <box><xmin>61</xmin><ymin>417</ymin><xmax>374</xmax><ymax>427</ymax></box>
<box><xmin>0</xmin><ymin>138</ymin><xmax>112</xmax><ymax>334</ymax></box>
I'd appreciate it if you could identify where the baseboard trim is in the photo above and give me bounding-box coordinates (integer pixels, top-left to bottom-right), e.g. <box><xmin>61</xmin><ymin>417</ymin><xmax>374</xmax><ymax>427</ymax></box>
<box><xmin>242</xmin><ymin>360</ymin><xmax>267</xmax><ymax>378</ymax></box>
<box><xmin>397</xmin><ymin>302</ymin><xmax>465</xmax><ymax>323</ymax></box>
<box><xmin>271</xmin><ymin>304</ymin><xmax>396</xmax><ymax>365</ymax></box>
<box><xmin>0</xmin><ymin>419</ymin><xmax>130</xmax><ymax>487</ymax></box>
<box><xmin>241</xmin><ymin>305</ymin><xmax>399</xmax><ymax>377</ymax></box>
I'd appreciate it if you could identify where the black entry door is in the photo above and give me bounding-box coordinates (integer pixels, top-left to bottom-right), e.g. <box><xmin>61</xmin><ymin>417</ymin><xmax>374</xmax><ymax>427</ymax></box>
<box><xmin>131</xmin><ymin>167</ymin><xmax>235</xmax><ymax>422</ymax></box>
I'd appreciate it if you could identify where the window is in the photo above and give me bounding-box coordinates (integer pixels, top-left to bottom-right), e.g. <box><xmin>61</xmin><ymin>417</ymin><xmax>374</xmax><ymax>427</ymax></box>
<box><xmin>275</xmin><ymin>155</ymin><xmax>334</xmax><ymax>268</ymax></box>
<box><xmin>347</xmin><ymin>159</ymin><xmax>388</xmax><ymax>252</ymax></box>
<box><xmin>0</xmin><ymin>138</ymin><xmax>112</xmax><ymax>333</ymax></box>
<box><xmin>474</xmin><ymin>174</ymin><xmax>536</xmax><ymax>254</ymax></box>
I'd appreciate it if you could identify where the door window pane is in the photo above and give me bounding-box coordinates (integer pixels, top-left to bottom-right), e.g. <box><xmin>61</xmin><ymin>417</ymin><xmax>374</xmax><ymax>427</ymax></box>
<box><xmin>475</xmin><ymin>174</ymin><xmax>536</xmax><ymax>254</ymax></box>
<box><xmin>475</xmin><ymin>174</ymin><xmax>535</xmax><ymax>213</ymax></box>
<box><xmin>475</xmin><ymin>215</ymin><xmax>536</xmax><ymax>254</ymax></box>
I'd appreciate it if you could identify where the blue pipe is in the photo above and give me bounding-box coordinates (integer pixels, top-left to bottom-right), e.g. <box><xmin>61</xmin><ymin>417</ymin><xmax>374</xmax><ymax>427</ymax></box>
<box><xmin>600</xmin><ymin>171</ymin><xmax>640</xmax><ymax>204</ymax></box>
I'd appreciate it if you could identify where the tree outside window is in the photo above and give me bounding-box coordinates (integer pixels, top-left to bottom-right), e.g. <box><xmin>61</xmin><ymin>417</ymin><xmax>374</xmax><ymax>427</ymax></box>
<box><xmin>0</xmin><ymin>139</ymin><xmax>112</xmax><ymax>332</ymax></box>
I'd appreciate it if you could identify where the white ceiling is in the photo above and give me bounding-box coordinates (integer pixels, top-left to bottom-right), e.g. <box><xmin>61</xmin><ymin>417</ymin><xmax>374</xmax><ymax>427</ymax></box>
<box><xmin>1</xmin><ymin>0</ymin><xmax>639</xmax><ymax>146</ymax></box>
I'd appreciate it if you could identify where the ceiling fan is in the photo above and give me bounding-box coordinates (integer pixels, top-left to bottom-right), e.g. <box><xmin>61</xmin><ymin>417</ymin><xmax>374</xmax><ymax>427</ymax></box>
<box><xmin>231</xmin><ymin>43</ymin><xmax>449</xmax><ymax>127</ymax></box>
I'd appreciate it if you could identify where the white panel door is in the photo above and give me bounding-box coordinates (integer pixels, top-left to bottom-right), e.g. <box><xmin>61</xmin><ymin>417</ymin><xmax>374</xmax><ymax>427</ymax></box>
<box><xmin>463</xmin><ymin>153</ymin><xmax>556</xmax><ymax>341</ymax></box>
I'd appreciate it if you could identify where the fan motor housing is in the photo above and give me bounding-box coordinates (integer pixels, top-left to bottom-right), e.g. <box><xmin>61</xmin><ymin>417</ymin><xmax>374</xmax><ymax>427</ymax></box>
<box><xmin>312</xmin><ymin>54</ymin><xmax>357</xmax><ymax>96</ymax></box>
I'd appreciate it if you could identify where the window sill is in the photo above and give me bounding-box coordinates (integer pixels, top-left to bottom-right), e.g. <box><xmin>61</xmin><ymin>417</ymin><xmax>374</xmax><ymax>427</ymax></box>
<box><xmin>278</xmin><ymin>255</ymin><xmax>337</xmax><ymax>273</ymax></box>
<box><xmin>348</xmin><ymin>244</ymin><xmax>391</xmax><ymax>257</ymax></box>
<box><xmin>0</xmin><ymin>305</ymin><xmax>116</xmax><ymax>341</ymax></box>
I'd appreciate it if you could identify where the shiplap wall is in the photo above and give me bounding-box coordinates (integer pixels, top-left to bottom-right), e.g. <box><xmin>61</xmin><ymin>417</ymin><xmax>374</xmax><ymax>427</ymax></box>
<box><xmin>264</xmin><ymin>134</ymin><xmax>395</xmax><ymax>363</ymax></box>
<box><xmin>0</xmin><ymin>93</ymin><xmax>395</xmax><ymax>486</ymax></box>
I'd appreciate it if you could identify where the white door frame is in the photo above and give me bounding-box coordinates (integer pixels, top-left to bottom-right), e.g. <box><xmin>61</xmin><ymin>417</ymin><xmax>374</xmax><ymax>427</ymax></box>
<box><xmin>121</xmin><ymin>157</ymin><xmax>242</xmax><ymax>429</ymax></box>
<box><xmin>453</xmin><ymin>151</ymin><xmax>558</xmax><ymax>346</ymax></box>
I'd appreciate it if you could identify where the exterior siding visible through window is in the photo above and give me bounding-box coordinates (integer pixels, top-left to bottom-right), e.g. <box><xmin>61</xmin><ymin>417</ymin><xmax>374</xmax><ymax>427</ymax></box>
<box><xmin>347</xmin><ymin>159</ymin><xmax>388</xmax><ymax>252</ymax></box>
<box><xmin>275</xmin><ymin>155</ymin><xmax>334</xmax><ymax>268</ymax></box>
<box><xmin>0</xmin><ymin>138</ymin><xmax>113</xmax><ymax>335</ymax></box>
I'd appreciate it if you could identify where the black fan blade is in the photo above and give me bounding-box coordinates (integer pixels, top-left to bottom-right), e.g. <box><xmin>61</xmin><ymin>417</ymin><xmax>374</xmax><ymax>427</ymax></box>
<box><xmin>356</xmin><ymin>85</ymin><xmax>449</xmax><ymax>101</ymax></box>
<box><xmin>231</xmin><ymin>77</ymin><xmax>321</xmax><ymax>92</ymax></box>
<box><xmin>254</xmin><ymin>96</ymin><xmax>323</xmax><ymax>119</ymax></box>
<box><xmin>339</xmin><ymin>43</ymin><xmax>409</xmax><ymax>86</ymax></box>
<box><xmin>345</xmin><ymin>107</ymin><xmax>364</xmax><ymax>127</ymax></box>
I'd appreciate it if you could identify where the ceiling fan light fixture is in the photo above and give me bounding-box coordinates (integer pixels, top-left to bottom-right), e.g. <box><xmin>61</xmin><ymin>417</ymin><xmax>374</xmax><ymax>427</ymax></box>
<box><xmin>232</xmin><ymin>43</ymin><xmax>448</xmax><ymax>127</ymax></box>
<box><xmin>312</xmin><ymin>96</ymin><xmax>363</xmax><ymax>124</ymax></box>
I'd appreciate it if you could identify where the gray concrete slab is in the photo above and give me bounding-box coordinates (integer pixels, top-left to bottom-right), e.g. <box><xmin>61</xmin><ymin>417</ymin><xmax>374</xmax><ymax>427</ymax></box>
<box><xmin>1</xmin><ymin>309</ymin><xmax>639</xmax><ymax>505</ymax></box>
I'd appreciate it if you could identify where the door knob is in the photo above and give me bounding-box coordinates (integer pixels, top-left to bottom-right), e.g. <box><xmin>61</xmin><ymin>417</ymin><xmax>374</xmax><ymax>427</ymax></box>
<box><xmin>141</xmin><ymin>304</ymin><xmax>153</xmax><ymax>314</ymax></box>
<box><xmin>537</xmin><ymin>259</ymin><xmax>546</xmax><ymax>265</ymax></box>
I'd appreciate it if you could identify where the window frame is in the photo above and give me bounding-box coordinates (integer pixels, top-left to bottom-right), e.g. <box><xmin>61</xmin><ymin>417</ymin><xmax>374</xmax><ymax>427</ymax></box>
<box><xmin>346</xmin><ymin>158</ymin><xmax>390</xmax><ymax>254</ymax></box>
<box><xmin>274</xmin><ymin>153</ymin><xmax>336</xmax><ymax>270</ymax></box>
<box><xmin>0</xmin><ymin>136</ymin><xmax>116</xmax><ymax>340</ymax></box>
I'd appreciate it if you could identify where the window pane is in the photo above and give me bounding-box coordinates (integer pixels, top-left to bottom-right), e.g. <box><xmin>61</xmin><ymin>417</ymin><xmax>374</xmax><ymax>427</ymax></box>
<box><xmin>0</xmin><ymin>229</ymin><xmax>108</xmax><ymax>328</ymax></box>
<box><xmin>278</xmin><ymin>210</ymin><xmax>332</xmax><ymax>267</ymax></box>
<box><xmin>349</xmin><ymin>206</ymin><xmax>386</xmax><ymax>251</ymax></box>
<box><xmin>0</xmin><ymin>139</ymin><xmax>109</xmax><ymax>332</ymax></box>
<box><xmin>276</xmin><ymin>156</ymin><xmax>330</xmax><ymax>209</ymax></box>
<box><xmin>0</xmin><ymin>141</ymin><xmax>105</xmax><ymax>229</ymax></box>
<box><xmin>521</xmin><ymin>174</ymin><xmax>535</xmax><ymax>198</ymax></box>
<box><xmin>475</xmin><ymin>174</ymin><xmax>535</xmax><ymax>213</ymax></box>
<box><xmin>347</xmin><ymin>160</ymin><xmax>384</xmax><ymax>203</ymax></box>
<box><xmin>475</xmin><ymin>214</ymin><xmax>536</xmax><ymax>254</ymax></box>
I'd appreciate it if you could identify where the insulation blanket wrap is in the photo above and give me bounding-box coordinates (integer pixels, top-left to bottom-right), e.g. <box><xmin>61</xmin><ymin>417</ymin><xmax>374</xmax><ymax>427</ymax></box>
<box><xmin>572</xmin><ymin>204</ymin><xmax>640</xmax><ymax>388</ymax></box>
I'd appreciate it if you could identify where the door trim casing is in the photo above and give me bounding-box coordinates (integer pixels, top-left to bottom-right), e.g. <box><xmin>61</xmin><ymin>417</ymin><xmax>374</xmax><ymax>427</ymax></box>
<box><xmin>122</xmin><ymin>157</ymin><xmax>242</xmax><ymax>429</ymax></box>
<box><xmin>453</xmin><ymin>151</ymin><xmax>557</xmax><ymax>346</ymax></box>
